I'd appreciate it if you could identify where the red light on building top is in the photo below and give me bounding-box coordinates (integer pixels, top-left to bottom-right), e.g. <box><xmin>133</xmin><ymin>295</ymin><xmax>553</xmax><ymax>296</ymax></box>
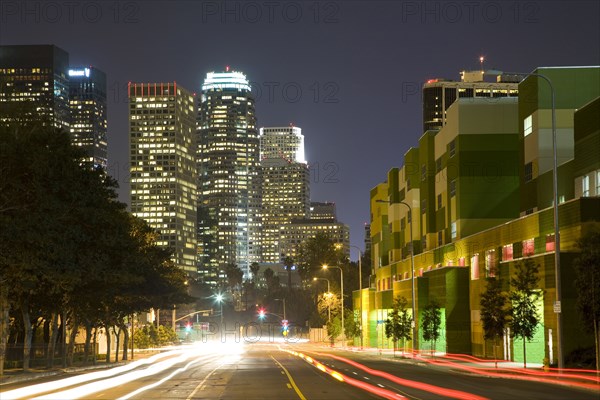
<box><xmin>225</xmin><ymin>65</ymin><xmax>230</xmax><ymax>72</ymax></box>
<box><xmin>426</xmin><ymin>79</ymin><xmax>438</xmax><ymax>84</ymax></box>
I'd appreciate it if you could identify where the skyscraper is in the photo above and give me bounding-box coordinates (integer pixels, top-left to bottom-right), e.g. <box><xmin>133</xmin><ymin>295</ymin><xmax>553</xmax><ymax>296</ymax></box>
<box><xmin>260</xmin><ymin>126</ymin><xmax>310</xmax><ymax>263</ymax></box>
<box><xmin>128</xmin><ymin>82</ymin><xmax>197</xmax><ymax>274</ymax></box>
<box><xmin>422</xmin><ymin>69</ymin><xmax>519</xmax><ymax>132</ymax></box>
<box><xmin>68</xmin><ymin>66</ymin><xmax>107</xmax><ymax>169</ymax></box>
<box><xmin>259</xmin><ymin>125</ymin><xmax>306</xmax><ymax>162</ymax></box>
<box><xmin>197</xmin><ymin>69</ymin><xmax>260</xmax><ymax>284</ymax></box>
<box><xmin>0</xmin><ymin>45</ymin><xmax>69</xmax><ymax>131</ymax></box>
<box><xmin>309</xmin><ymin>201</ymin><xmax>336</xmax><ymax>220</ymax></box>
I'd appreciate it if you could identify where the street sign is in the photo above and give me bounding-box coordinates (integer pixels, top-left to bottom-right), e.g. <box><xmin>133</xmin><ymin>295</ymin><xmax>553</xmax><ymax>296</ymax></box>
<box><xmin>553</xmin><ymin>301</ymin><xmax>561</xmax><ymax>313</ymax></box>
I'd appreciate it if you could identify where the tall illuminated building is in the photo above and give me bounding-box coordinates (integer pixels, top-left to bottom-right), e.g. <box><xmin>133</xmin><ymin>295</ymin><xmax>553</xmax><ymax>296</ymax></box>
<box><xmin>128</xmin><ymin>82</ymin><xmax>197</xmax><ymax>274</ymax></box>
<box><xmin>0</xmin><ymin>44</ymin><xmax>69</xmax><ymax>130</ymax></box>
<box><xmin>197</xmin><ymin>69</ymin><xmax>260</xmax><ymax>284</ymax></box>
<box><xmin>68</xmin><ymin>66</ymin><xmax>107</xmax><ymax>169</ymax></box>
<box><xmin>0</xmin><ymin>45</ymin><xmax>108</xmax><ymax>168</ymax></box>
<box><xmin>260</xmin><ymin>126</ymin><xmax>310</xmax><ymax>263</ymax></box>
<box><xmin>259</xmin><ymin>125</ymin><xmax>306</xmax><ymax>161</ymax></box>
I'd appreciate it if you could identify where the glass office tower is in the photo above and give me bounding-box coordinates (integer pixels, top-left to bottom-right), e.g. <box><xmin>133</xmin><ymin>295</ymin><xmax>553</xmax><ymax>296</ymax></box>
<box><xmin>0</xmin><ymin>44</ymin><xmax>70</xmax><ymax>131</ymax></box>
<box><xmin>197</xmin><ymin>69</ymin><xmax>260</xmax><ymax>284</ymax></box>
<box><xmin>129</xmin><ymin>82</ymin><xmax>198</xmax><ymax>274</ymax></box>
<box><xmin>259</xmin><ymin>126</ymin><xmax>310</xmax><ymax>263</ymax></box>
<box><xmin>68</xmin><ymin>66</ymin><xmax>107</xmax><ymax>169</ymax></box>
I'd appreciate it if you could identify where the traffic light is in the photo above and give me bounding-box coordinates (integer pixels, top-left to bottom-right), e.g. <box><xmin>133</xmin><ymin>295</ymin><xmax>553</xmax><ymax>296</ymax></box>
<box><xmin>282</xmin><ymin>319</ymin><xmax>289</xmax><ymax>337</ymax></box>
<box><xmin>258</xmin><ymin>307</ymin><xmax>266</xmax><ymax>320</ymax></box>
<box><xmin>185</xmin><ymin>321</ymin><xmax>192</xmax><ymax>332</ymax></box>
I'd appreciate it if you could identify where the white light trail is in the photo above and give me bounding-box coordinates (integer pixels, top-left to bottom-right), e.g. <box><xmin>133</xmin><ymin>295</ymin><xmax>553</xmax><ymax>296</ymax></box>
<box><xmin>3</xmin><ymin>341</ymin><xmax>245</xmax><ymax>400</ymax></box>
<box><xmin>2</xmin><ymin>350</ymin><xmax>184</xmax><ymax>400</ymax></box>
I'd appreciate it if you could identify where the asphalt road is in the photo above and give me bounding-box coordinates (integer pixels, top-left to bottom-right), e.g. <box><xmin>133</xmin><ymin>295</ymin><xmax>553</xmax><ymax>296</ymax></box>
<box><xmin>297</xmin><ymin>346</ymin><xmax>598</xmax><ymax>400</ymax></box>
<box><xmin>1</xmin><ymin>340</ymin><xmax>598</xmax><ymax>400</ymax></box>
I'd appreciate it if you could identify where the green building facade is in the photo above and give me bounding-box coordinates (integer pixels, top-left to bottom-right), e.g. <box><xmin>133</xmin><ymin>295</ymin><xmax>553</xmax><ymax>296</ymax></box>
<box><xmin>358</xmin><ymin>66</ymin><xmax>600</xmax><ymax>365</ymax></box>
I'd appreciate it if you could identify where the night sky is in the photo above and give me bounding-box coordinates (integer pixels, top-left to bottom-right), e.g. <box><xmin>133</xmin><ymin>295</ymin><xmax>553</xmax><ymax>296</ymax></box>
<box><xmin>2</xmin><ymin>0</ymin><xmax>599</xmax><ymax>256</ymax></box>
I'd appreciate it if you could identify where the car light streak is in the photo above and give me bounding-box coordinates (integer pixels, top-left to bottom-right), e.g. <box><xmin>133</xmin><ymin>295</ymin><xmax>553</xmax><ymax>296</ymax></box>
<box><xmin>443</xmin><ymin>353</ymin><xmax>600</xmax><ymax>378</ymax></box>
<box><xmin>441</xmin><ymin>354</ymin><xmax>600</xmax><ymax>384</ymax></box>
<box><xmin>1</xmin><ymin>350</ymin><xmax>189</xmax><ymax>400</ymax></box>
<box><xmin>310</xmin><ymin>351</ymin><xmax>489</xmax><ymax>400</ymax></box>
<box><xmin>3</xmin><ymin>342</ymin><xmax>244</xmax><ymax>400</ymax></box>
<box><xmin>281</xmin><ymin>349</ymin><xmax>406</xmax><ymax>400</ymax></box>
<box><xmin>32</xmin><ymin>351</ymin><xmax>220</xmax><ymax>400</ymax></box>
<box><xmin>330</xmin><ymin>371</ymin><xmax>344</xmax><ymax>382</ymax></box>
<box><xmin>116</xmin><ymin>356</ymin><xmax>217</xmax><ymax>400</ymax></box>
<box><xmin>420</xmin><ymin>356</ymin><xmax>600</xmax><ymax>390</ymax></box>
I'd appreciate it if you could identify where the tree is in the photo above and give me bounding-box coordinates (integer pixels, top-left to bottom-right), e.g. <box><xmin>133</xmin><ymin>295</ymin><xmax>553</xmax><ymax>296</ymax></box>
<box><xmin>509</xmin><ymin>258</ymin><xmax>543</xmax><ymax>368</ymax></box>
<box><xmin>344</xmin><ymin>308</ymin><xmax>361</xmax><ymax>341</ymax></box>
<box><xmin>317</xmin><ymin>290</ymin><xmax>340</xmax><ymax>322</ymax></box>
<box><xmin>0</xmin><ymin>121</ymin><xmax>126</xmax><ymax>370</ymax></box>
<box><xmin>295</xmin><ymin>233</ymin><xmax>340</xmax><ymax>282</ymax></box>
<box><xmin>224</xmin><ymin>264</ymin><xmax>243</xmax><ymax>292</ymax></box>
<box><xmin>0</xmin><ymin>117</ymin><xmax>194</xmax><ymax>369</ymax></box>
<box><xmin>326</xmin><ymin>316</ymin><xmax>342</xmax><ymax>346</ymax></box>
<box><xmin>480</xmin><ymin>273</ymin><xmax>510</xmax><ymax>368</ymax></box>
<box><xmin>573</xmin><ymin>223</ymin><xmax>600</xmax><ymax>371</ymax></box>
<box><xmin>263</xmin><ymin>268</ymin><xmax>279</xmax><ymax>294</ymax></box>
<box><xmin>250</xmin><ymin>262</ymin><xmax>261</xmax><ymax>285</ymax></box>
<box><xmin>384</xmin><ymin>296</ymin><xmax>412</xmax><ymax>356</ymax></box>
<box><xmin>422</xmin><ymin>299</ymin><xmax>442</xmax><ymax>356</ymax></box>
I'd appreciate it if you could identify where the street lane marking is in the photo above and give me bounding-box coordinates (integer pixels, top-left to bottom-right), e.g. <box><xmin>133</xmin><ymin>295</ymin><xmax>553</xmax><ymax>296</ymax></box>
<box><xmin>287</xmin><ymin>383</ymin><xmax>292</xmax><ymax>389</ymax></box>
<box><xmin>270</xmin><ymin>356</ymin><xmax>307</xmax><ymax>400</ymax></box>
<box><xmin>279</xmin><ymin>349</ymin><xmax>407</xmax><ymax>400</ymax></box>
<box><xmin>186</xmin><ymin>363</ymin><xmax>224</xmax><ymax>400</ymax></box>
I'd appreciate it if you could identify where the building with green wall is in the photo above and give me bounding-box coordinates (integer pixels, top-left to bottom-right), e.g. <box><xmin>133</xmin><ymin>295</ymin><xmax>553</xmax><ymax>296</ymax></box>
<box><xmin>357</xmin><ymin>66</ymin><xmax>600</xmax><ymax>365</ymax></box>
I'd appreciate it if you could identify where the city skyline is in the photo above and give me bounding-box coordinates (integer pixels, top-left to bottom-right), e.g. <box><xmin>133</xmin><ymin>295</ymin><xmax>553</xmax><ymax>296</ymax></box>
<box><xmin>2</xmin><ymin>1</ymin><xmax>600</xmax><ymax>395</ymax></box>
<box><xmin>1</xmin><ymin>1</ymin><xmax>599</xmax><ymax>255</ymax></box>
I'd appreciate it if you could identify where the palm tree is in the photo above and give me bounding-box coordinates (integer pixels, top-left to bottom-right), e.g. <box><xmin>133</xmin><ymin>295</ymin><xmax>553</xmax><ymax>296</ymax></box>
<box><xmin>250</xmin><ymin>262</ymin><xmax>260</xmax><ymax>285</ymax></box>
<box><xmin>283</xmin><ymin>256</ymin><xmax>294</xmax><ymax>291</ymax></box>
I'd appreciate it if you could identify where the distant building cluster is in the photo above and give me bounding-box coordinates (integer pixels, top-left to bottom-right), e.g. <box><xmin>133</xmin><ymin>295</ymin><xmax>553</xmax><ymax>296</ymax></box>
<box><xmin>0</xmin><ymin>45</ymin><xmax>350</xmax><ymax>285</ymax></box>
<box><xmin>363</xmin><ymin>67</ymin><xmax>599</xmax><ymax>367</ymax></box>
<box><xmin>0</xmin><ymin>45</ymin><xmax>107</xmax><ymax>169</ymax></box>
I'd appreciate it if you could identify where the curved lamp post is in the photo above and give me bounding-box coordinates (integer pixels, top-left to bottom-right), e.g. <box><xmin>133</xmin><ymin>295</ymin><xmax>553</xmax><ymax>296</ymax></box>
<box><xmin>350</xmin><ymin>245</ymin><xmax>363</xmax><ymax>349</ymax></box>
<box><xmin>313</xmin><ymin>277</ymin><xmax>331</xmax><ymax>322</ymax></box>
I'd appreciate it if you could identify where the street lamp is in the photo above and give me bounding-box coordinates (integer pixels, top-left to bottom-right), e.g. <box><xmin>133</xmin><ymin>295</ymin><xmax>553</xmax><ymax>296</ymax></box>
<box><xmin>377</xmin><ymin>199</ymin><xmax>417</xmax><ymax>355</ymax></box>
<box><xmin>323</xmin><ymin>264</ymin><xmax>344</xmax><ymax>345</ymax></box>
<box><xmin>350</xmin><ymin>245</ymin><xmax>363</xmax><ymax>349</ymax></box>
<box><xmin>485</xmin><ymin>69</ymin><xmax>562</xmax><ymax>369</ymax></box>
<box><xmin>313</xmin><ymin>277</ymin><xmax>332</xmax><ymax>322</ymax></box>
<box><xmin>215</xmin><ymin>293</ymin><xmax>224</xmax><ymax>328</ymax></box>
<box><xmin>274</xmin><ymin>298</ymin><xmax>286</xmax><ymax>320</ymax></box>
